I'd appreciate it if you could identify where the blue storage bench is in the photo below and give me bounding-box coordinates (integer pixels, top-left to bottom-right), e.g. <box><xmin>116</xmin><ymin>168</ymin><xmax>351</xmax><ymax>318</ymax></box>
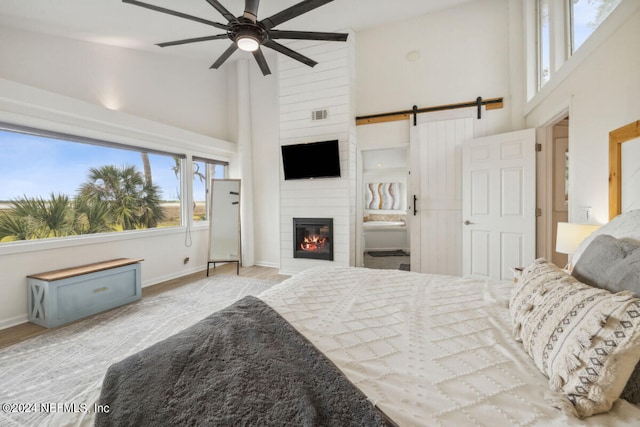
<box><xmin>27</xmin><ymin>258</ymin><xmax>143</xmax><ymax>328</ymax></box>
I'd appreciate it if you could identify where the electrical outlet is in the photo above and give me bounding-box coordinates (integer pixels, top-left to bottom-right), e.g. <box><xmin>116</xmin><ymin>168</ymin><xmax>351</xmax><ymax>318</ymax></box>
<box><xmin>578</xmin><ymin>207</ymin><xmax>591</xmax><ymax>223</ymax></box>
<box><xmin>183</xmin><ymin>257</ymin><xmax>190</xmax><ymax>264</ymax></box>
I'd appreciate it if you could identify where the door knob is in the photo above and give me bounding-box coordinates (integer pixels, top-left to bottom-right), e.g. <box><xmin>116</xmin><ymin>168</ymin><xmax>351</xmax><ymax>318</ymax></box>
<box><xmin>464</xmin><ymin>220</ymin><xmax>474</xmax><ymax>225</ymax></box>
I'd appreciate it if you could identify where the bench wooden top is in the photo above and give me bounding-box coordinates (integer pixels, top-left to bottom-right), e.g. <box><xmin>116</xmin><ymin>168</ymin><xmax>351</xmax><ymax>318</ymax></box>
<box><xmin>27</xmin><ymin>258</ymin><xmax>144</xmax><ymax>282</ymax></box>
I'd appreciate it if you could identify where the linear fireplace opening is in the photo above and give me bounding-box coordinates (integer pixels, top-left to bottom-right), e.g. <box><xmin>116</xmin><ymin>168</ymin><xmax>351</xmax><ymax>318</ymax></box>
<box><xmin>293</xmin><ymin>218</ymin><xmax>333</xmax><ymax>261</ymax></box>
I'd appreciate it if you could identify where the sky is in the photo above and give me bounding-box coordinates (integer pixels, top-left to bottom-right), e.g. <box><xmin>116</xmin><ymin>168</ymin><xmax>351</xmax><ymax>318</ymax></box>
<box><xmin>0</xmin><ymin>130</ymin><xmax>183</xmax><ymax>202</ymax></box>
<box><xmin>573</xmin><ymin>0</ymin><xmax>621</xmax><ymax>50</ymax></box>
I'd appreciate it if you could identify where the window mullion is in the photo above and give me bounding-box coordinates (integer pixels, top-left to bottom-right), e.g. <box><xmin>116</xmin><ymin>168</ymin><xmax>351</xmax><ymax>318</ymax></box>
<box><xmin>550</xmin><ymin>0</ymin><xmax>569</xmax><ymax>74</ymax></box>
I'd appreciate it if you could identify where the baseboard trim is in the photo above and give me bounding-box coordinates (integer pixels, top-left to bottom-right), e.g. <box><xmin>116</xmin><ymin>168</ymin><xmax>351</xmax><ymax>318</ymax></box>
<box><xmin>254</xmin><ymin>260</ymin><xmax>280</xmax><ymax>269</ymax></box>
<box><xmin>278</xmin><ymin>268</ymin><xmax>302</xmax><ymax>277</ymax></box>
<box><xmin>0</xmin><ymin>314</ymin><xmax>29</xmax><ymax>330</ymax></box>
<box><xmin>141</xmin><ymin>265</ymin><xmax>206</xmax><ymax>288</ymax></box>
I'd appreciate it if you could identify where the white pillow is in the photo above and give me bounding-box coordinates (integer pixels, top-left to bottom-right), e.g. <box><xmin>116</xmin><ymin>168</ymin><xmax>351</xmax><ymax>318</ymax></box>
<box><xmin>510</xmin><ymin>258</ymin><xmax>640</xmax><ymax>418</ymax></box>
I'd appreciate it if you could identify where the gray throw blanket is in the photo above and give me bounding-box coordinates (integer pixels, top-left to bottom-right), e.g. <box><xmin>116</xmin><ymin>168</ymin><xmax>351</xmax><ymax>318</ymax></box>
<box><xmin>95</xmin><ymin>296</ymin><xmax>396</xmax><ymax>427</ymax></box>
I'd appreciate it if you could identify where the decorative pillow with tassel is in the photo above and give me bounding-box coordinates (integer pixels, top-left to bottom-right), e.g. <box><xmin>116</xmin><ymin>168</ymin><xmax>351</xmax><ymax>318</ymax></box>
<box><xmin>509</xmin><ymin>258</ymin><xmax>640</xmax><ymax>418</ymax></box>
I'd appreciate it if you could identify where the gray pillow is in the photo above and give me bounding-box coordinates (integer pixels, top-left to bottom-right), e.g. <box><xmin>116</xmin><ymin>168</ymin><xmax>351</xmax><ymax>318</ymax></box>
<box><xmin>624</xmin><ymin>362</ymin><xmax>640</xmax><ymax>405</ymax></box>
<box><xmin>572</xmin><ymin>234</ymin><xmax>640</xmax><ymax>297</ymax></box>
<box><xmin>572</xmin><ymin>234</ymin><xmax>640</xmax><ymax>405</ymax></box>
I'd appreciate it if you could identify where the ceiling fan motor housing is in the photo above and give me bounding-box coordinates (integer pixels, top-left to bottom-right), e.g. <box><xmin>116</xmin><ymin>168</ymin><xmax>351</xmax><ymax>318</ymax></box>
<box><xmin>229</xmin><ymin>20</ymin><xmax>268</xmax><ymax>49</ymax></box>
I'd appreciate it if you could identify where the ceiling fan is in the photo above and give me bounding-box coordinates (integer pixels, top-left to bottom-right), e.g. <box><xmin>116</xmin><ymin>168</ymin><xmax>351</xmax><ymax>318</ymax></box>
<box><xmin>122</xmin><ymin>0</ymin><xmax>349</xmax><ymax>76</ymax></box>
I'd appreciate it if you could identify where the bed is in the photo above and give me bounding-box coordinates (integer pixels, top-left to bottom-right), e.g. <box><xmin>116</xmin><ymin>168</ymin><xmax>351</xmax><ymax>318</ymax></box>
<box><xmin>95</xmin><ymin>211</ymin><xmax>640</xmax><ymax>426</ymax></box>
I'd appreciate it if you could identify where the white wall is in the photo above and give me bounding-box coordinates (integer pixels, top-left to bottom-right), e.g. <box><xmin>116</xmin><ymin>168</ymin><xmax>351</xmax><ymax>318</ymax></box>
<box><xmin>247</xmin><ymin>57</ymin><xmax>281</xmax><ymax>268</ymax></box>
<box><xmin>524</xmin><ymin>3</ymin><xmax>640</xmax><ymax>225</ymax></box>
<box><xmin>356</xmin><ymin>0</ymin><xmax>515</xmax><ymax>149</ymax></box>
<box><xmin>0</xmin><ymin>28</ymin><xmax>233</xmax><ymax>329</ymax></box>
<box><xmin>0</xmin><ymin>26</ymin><xmax>229</xmax><ymax>140</ymax></box>
<box><xmin>224</xmin><ymin>54</ymin><xmax>282</xmax><ymax>269</ymax></box>
<box><xmin>0</xmin><ymin>79</ymin><xmax>235</xmax><ymax>329</ymax></box>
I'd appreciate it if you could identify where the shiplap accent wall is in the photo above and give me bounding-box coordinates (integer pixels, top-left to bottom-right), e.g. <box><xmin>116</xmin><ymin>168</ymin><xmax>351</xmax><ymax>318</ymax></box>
<box><xmin>278</xmin><ymin>33</ymin><xmax>356</xmax><ymax>275</ymax></box>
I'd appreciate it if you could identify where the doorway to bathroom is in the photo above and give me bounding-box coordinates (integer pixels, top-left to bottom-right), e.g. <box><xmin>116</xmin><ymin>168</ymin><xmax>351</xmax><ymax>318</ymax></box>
<box><xmin>360</xmin><ymin>147</ymin><xmax>410</xmax><ymax>270</ymax></box>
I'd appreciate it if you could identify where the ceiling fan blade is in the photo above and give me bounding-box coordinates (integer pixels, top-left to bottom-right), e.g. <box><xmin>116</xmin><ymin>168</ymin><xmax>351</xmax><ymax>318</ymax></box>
<box><xmin>210</xmin><ymin>43</ymin><xmax>238</xmax><ymax>69</ymax></box>
<box><xmin>269</xmin><ymin>30</ymin><xmax>348</xmax><ymax>42</ymax></box>
<box><xmin>204</xmin><ymin>0</ymin><xmax>238</xmax><ymax>23</ymax></box>
<box><xmin>157</xmin><ymin>34</ymin><xmax>228</xmax><ymax>48</ymax></box>
<box><xmin>261</xmin><ymin>0</ymin><xmax>333</xmax><ymax>30</ymax></box>
<box><xmin>263</xmin><ymin>40</ymin><xmax>317</xmax><ymax>68</ymax></box>
<box><xmin>122</xmin><ymin>0</ymin><xmax>228</xmax><ymax>30</ymax></box>
<box><xmin>252</xmin><ymin>48</ymin><xmax>271</xmax><ymax>76</ymax></box>
<box><xmin>244</xmin><ymin>0</ymin><xmax>260</xmax><ymax>23</ymax></box>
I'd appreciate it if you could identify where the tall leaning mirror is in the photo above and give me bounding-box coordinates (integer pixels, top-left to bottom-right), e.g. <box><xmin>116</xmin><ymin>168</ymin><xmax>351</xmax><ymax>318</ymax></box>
<box><xmin>609</xmin><ymin>120</ymin><xmax>640</xmax><ymax>220</ymax></box>
<box><xmin>207</xmin><ymin>179</ymin><xmax>241</xmax><ymax>275</ymax></box>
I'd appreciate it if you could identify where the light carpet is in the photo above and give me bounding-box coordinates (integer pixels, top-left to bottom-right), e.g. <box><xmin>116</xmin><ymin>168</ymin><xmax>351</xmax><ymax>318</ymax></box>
<box><xmin>0</xmin><ymin>274</ymin><xmax>277</xmax><ymax>427</ymax></box>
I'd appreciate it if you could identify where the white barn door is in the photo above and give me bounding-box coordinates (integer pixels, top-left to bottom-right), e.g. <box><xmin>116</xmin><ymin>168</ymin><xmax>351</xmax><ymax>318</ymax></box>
<box><xmin>409</xmin><ymin>109</ymin><xmax>484</xmax><ymax>275</ymax></box>
<box><xmin>462</xmin><ymin>129</ymin><xmax>536</xmax><ymax>280</ymax></box>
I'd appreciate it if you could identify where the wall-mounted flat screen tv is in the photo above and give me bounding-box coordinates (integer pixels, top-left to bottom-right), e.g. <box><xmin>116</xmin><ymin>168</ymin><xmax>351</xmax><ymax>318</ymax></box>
<box><xmin>281</xmin><ymin>140</ymin><xmax>341</xmax><ymax>180</ymax></box>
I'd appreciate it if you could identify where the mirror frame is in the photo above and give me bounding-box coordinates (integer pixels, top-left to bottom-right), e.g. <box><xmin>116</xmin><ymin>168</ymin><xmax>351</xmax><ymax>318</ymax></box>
<box><xmin>207</xmin><ymin>178</ymin><xmax>241</xmax><ymax>275</ymax></box>
<box><xmin>609</xmin><ymin>120</ymin><xmax>640</xmax><ymax>220</ymax></box>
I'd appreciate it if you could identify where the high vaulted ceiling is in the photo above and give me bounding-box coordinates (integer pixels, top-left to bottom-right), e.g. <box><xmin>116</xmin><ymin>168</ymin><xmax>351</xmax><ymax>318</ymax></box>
<box><xmin>0</xmin><ymin>0</ymin><xmax>477</xmax><ymax>65</ymax></box>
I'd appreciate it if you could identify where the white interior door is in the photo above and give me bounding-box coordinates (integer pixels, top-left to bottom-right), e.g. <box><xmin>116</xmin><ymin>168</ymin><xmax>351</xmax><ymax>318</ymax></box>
<box><xmin>409</xmin><ymin>109</ymin><xmax>484</xmax><ymax>275</ymax></box>
<box><xmin>462</xmin><ymin>129</ymin><xmax>536</xmax><ymax>280</ymax></box>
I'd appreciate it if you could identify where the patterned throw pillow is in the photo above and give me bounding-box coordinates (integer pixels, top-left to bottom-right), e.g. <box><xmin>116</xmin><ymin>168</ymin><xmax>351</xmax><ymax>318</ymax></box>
<box><xmin>571</xmin><ymin>234</ymin><xmax>640</xmax><ymax>404</ymax></box>
<box><xmin>509</xmin><ymin>259</ymin><xmax>640</xmax><ymax>418</ymax></box>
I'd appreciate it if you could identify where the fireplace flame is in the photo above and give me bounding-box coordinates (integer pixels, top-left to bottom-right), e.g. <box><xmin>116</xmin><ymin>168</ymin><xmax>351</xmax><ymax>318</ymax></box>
<box><xmin>300</xmin><ymin>235</ymin><xmax>327</xmax><ymax>252</ymax></box>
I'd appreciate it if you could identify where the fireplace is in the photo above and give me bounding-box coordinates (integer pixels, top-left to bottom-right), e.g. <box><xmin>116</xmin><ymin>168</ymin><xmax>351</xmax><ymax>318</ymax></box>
<box><xmin>293</xmin><ymin>218</ymin><xmax>333</xmax><ymax>261</ymax></box>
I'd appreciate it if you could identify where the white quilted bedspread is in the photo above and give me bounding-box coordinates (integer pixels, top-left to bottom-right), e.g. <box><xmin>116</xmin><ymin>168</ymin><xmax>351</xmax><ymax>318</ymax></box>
<box><xmin>259</xmin><ymin>266</ymin><xmax>640</xmax><ymax>427</ymax></box>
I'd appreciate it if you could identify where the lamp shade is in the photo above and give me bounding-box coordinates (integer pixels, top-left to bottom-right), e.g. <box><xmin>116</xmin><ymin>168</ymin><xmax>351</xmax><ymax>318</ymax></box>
<box><xmin>556</xmin><ymin>222</ymin><xmax>600</xmax><ymax>255</ymax></box>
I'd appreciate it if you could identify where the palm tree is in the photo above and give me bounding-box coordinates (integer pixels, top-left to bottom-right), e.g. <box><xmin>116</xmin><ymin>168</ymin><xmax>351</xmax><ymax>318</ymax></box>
<box><xmin>12</xmin><ymin>194</ymin><xmax>74</xmax><ymax>237</ymax></box>
<box><xmin>141</xmin><ymin>152</ymin><xmax>153</xmax><ymax>184</ymax></box>
<box><xmin>73</xmin><ymin>195</ymin><xmax>113</xmax><ymax>234</ymax></box>
<box><xmin>0</xmin><ymin>165</ymin><xmax>166</xmax><ymax>242</ymax></box>
<box><xmin>0</xmin><ymin>211</ymin><xmax>31</xmax><ymax>241</ymax></box>
<box><xmin>137</xmin><ymin>182</ymin><xmax>165</xmax><ymax>228</ymax></box>
<box><xmin>78</xmin><ymin>164</ymin><xmax>165</xmax><ymax>230</ymax></box>
<box><xmin>0</xmin><ymin>193</ymin><xmax>74</xmax><ymax>240</ymax></box>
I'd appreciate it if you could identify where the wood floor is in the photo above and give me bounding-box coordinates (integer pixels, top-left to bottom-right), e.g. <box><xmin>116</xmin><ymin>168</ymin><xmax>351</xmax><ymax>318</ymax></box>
<box><xmin>0</xmin><ymin>264</ymin><xmax>290</xmax><ymax>349</ymax></box>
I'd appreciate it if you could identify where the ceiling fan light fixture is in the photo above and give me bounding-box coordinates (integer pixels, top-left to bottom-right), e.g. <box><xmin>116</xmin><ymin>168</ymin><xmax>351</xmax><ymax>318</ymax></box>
<box><xmin>123</xmin><ymin>0</ymin><xmax>349</xmax><ymax>76</ymax></box>
<box><xmin>237</xmin><ymin>35</ymin><xmax>260</xmax><ymax>52</ymax></box>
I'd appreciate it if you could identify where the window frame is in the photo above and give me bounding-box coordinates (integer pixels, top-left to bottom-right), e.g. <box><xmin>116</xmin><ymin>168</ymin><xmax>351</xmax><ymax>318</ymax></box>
<box><xmin>537</xmin><ymin>0</ymin><xmax>551</xmax><ymax>90</ymax></box>
<box><xmin>0</xmin><ymin>121</ymin><xmax>189</xmax><ymax>247</ymax></box>
<box><xmin>525</xmin><ymin>0</ymin><xmax>633</xmax><ymax>110</ymax></box>
<box><xmin>0</xmin><ymin>121</ymin><xmax>187</xmax><ymax>160</ymax></box>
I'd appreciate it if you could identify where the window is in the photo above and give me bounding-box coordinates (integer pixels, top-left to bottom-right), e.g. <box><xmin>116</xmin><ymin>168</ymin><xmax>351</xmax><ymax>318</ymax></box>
<box><xmin>570</xmin><ymin>0</ymin><xmax>622</xmax><ymax>53</ymax></box>
<box><xmin>529</xmin><ymin>0</ymin><xmax>622</xmax><ymax>98</ymax></box>
<box><xmin>0</xmin><ymin>124</ymin><xmax>184</xmax><ymax>243</ymax></box>
<box><xmin>538</xmin><ymin>0</ymin><xmax>551</xmax><ymax>88</ymax></box>
<box><xmin>192</xmin><ymin>158</ymin><xmax>227</xmax><ymax>224</ymax></box>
